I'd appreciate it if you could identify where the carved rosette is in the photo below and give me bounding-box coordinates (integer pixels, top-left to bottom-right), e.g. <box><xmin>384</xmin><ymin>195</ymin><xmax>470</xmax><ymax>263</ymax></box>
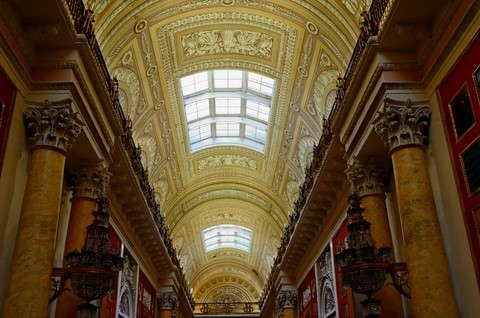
<box><xmin>345</xmin><ymin>159</ymin><xmax>386</xmax><ymax>197</ymax></box>
<box><xmin>23</xmin><ymin>99</ymin><xmax>83</xmax><ymax>154</ymax></box>
<box><xmin>67</xmin><ymin>164</ymin><xmax>112</xmax><ymax>199</ymax></box>
<box><xmin>276</xmin><ymin>290</ymin><xmax>297</xmax><ymax>311</ymax></box>
<box><xmin>157</xmin><ymin>291</ymin><xmax>178</xmax><ymax>311</ymax></box>
<box><xmin>374</xmin><ymin>98</ymin><xmax>431</xmax><ymax>152</ymax></box>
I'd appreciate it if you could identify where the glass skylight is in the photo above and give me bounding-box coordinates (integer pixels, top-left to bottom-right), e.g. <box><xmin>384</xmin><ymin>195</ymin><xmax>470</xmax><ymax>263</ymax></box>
<box><xmin>203</xmin><ymin>224</ymin><xmax>252</xmax><ymax>252</ymax></box>
<box><xmin>180</xmin><ymin>70</ymin><xmax>275</xmax><ymax>152</ymax></box>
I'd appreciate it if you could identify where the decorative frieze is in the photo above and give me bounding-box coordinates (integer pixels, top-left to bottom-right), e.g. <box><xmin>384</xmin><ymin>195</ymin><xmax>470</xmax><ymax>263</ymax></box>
<box><xmin>374</xmin><ymin>98</ymin><xmax>431</xmax><ymax>152</ymax></box>
<box><xmin>23</xmin><ymin>99</ymin><xmax>83</xmax><ymax>153</ymax></box>
<box><xmin>182</xmin><ymin>29</ymin><xmax>273</xmax><ymax>59</ymax></box>
<box><xmin>157</xmin><ymin>291</ymin><xmax>178</xmax><ymax>311</ymax></box>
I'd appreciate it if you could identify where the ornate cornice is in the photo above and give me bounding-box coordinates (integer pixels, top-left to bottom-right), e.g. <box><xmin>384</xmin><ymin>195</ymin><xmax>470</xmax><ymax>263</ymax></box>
<box><xmin>374</xmin><ymin>98</ymin><xmax>431</xmax><ymax>152</ymax></box>
<box><xmin>345</xmin><ymin>158</ymin><xmax>386</xmax><ymax>197</ymax></box>
<box><xmin>157</xmin><ymin>291</ymin><xmax>178</xmax><ymax>311</ymax></box>
<box><xmin>67</xmin><ymin>163</ymin><xmax>111</xmax><ymax>199</ymax></box>
<box><xmin>23</xmin><ymin>99</ymin><xmax>84</xmax><ymax>154</ymax></box>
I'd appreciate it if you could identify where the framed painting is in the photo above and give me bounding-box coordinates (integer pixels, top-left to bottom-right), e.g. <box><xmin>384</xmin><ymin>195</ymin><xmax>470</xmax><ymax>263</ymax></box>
<box><xmin>448</xmin><ymin>84</ymin><xmax>475</xmax><ymax>139</ymax></box>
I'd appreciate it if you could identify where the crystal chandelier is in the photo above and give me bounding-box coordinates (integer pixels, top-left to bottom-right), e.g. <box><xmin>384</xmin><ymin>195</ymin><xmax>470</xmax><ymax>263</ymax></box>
<box><xmin>64</xmin><ymin>194</ymin><xmax>124</xmax><ymax>318</ymax></box>
<box><xmin>335</xmin><ymin>193</ymin><xmax>410</xmax><ymax>317</ymax></box>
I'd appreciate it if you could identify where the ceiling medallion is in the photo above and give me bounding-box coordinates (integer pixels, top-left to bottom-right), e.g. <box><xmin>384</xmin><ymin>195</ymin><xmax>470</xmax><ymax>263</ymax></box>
<box><xmin>134</xmin><ymin>19</ymin><xmax>147</xmax><ymax>33</ymax></box>
<box><xmin>221</xmin><ymin>0</ymin><xmax>235</xmax><ymax>6</ymax></box>
<box><xmin>306</xmin><ymin>21</ymin><xmax>319</xmax><ymax>35</ymax></box>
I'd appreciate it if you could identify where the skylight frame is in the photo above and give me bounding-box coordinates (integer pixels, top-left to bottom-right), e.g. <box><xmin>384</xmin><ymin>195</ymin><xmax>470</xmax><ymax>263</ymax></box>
<box><xmin>203</xmin><ymin>224</ymin><xmax>252</xmax><ymax>253</ymax></box>
<box><xmin>180</xmin><ymin>70</ymin><xmax>275</xmax><ymax>152</ymax></box>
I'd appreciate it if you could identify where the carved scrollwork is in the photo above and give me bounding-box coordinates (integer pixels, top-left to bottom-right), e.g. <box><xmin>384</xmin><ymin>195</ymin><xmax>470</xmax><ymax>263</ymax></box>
<box><xmin>374</xmin><ymin>98</ymin><xmax>431</xmax><ymax>151</ymax></box>
<box><xmin>157</xmin><ymin>291</ymin><xmax>178</xmax><ymax>311</ymax></box>
<box><xmin>23</xmin><ymin>99</ymin><xmax>84</xmax><ymax>153</ymax></box>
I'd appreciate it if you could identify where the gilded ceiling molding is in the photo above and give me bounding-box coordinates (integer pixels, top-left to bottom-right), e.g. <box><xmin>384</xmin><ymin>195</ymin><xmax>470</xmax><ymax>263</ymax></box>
<box><xmin>314</xmin><ymin>69</ymin><xmax>339</xmax><ymax>119</ymax></box>
<box><xmin>204</xmin><ymin>285</ymin><xmax>252</xmax><ymax>303</ymax></box>
<box><xmin>197</xmin><ymin>155</ymin><xmax>258</xmax><ymax>171</ymax></box>
<box><xmin>111</xmin><ymin>66</ymin><xmax>140</xmax><ymax>121</ymax></box>
<box><xmin>181</xmin><ymin>188</ymin><xmax>272</xmax><ymax>213</ymax></box>
<box><xmin>182</xmin><ymin>29</ymin><xmax>273</xmax><ymax>60</ymax></box>
<box><xmin>204</xmin><ymin>212</ymin><xmax>250</xmax><ymax>224</ymax></box>
<box><xmin>272</xmin><ymin>33</ymin><xmax>312</xmax><ymax>197</ymax></box>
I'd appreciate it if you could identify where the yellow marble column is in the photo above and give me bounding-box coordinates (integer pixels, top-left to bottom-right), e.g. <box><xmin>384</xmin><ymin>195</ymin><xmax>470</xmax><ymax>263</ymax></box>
<box><xmin>346</xmin><ymin>159</ymin><xmax>403</xmax><ymax>318</ymax></box>
<box><xmin>157</xmin><ymin>292</ymin><xmax>177</xmax><ymax>318</ymax></box>
<box><xmin>283</xmin><ymin>308</ymin><xmax>295</xmax><ymax>318</ymax></box>
<box><xmin>375</xmin><ymin>98</ymin><xmax>459</xmax><ymax>318</ymax></box>
<box><xmin>2</xmin><ymin>99</ymin><xmax>83</xmax><ymax>318</ymax></box>
<box><xmin>55</xmin><ymin>164</ymin><xmax>110</xmax><ymax>318</ymax></box>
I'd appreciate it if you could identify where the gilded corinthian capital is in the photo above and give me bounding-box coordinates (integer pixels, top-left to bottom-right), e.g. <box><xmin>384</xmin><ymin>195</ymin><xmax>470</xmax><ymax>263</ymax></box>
<box><xmin>345</xmin><ymin>158</ymin><xmax>387</xmax><ymax>197</ymax></box>
<box><xmin>374</xmin><ymin>98</ymin><xmax>431</xmax><ymax>152</ymax></box>
<box><xmin>157</xmin><ymin>291</ymin><xmax>178</xmax><ymax>310</ymax></box>
<box><xmin>23</xmin><ymin>99</ymin><xmax>84</xmax><ymax>153</ymax></box>
<box><xmin>276</xmin><ymin>290</ymin><xmax>297</xmax><ymax>311</ymax></box>
<box><xmin>67</xmin><ymin>163</ymin><xmax>112</xmax><ymax>199</ymax></box>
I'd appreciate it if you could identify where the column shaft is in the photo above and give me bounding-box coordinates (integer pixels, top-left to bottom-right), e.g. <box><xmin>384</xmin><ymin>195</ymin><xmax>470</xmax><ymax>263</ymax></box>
<box><xmin>392</xmin><ymin>145</ymin><xmax>458</xmax><ymax>318</ymax></box>
<box><xmin>55</xmin><ymin>197</ymin><xmax>96</xmax><ymax>318</ymax></box>
<box><xmin>283</xmin><ymin>308</ymin><xmax>295</xmax><ymax>318</ymax></box>
<box><xmin>2</xmin><ymin>148</ymin><xmax>66</xmax><ymax>318</ymax></box>
<box><xmin>158</xmin><ymin>310</ymin><xmax>172</xmax><ymax>318</ymax></box>
<box><xmin>362</xmin><ymin>194</ymin><xmax>403</xmax><ymax>318</ymax></box>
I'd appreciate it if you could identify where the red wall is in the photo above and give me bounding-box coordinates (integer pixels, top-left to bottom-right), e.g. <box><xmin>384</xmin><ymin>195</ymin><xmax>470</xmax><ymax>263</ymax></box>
<box><xmin>333</xmin><ymin>220</ymin><xmax>354</xmax><ymax>318</ymax></box>
<box><xmin>137</xmin><ymin>270</ymin><xmax>156</xmax><ymax>317</ymax></box>
<box><xmin>439</xmin><ymin>32</ymin><xmax>480</xmax><ymax>287</ymax></box>
<box><xmin>101</xmin><ymin>228</ymin><xmax>121</xmax><ymax>318</ymax></box>
<box><xmin>0</xmin><ymin>67</ymin><xmax>16</xmax><ymax>176</ymax></box>
<box><xmin>298</xmin><ymin>266</ymin><xmax>317</xmax><ymax>318</ymax></box>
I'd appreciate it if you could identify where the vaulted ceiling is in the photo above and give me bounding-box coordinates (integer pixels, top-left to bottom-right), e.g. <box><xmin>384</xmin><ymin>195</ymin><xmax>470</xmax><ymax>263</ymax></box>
<box><xmin>88</xmin><ymin>0</ymin><xmax>365</xmax><ymax>304</ymax></box>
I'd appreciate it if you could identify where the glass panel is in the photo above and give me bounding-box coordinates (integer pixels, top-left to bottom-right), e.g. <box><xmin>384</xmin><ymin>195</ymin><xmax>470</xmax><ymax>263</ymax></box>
<box><xmin>189</xmin><ymin>124</ymin><xmax>211</xmax><ymax>143</ymax></box>
<box><xmin>245</xmin><ymin>125</ymin><xmax>266</xmax><ymax>143</ymax></box>
<box><xmin>216</xmin><ymin>122</ymin><xmax>240</xmax><ymax>137</ymax></box>
<box><xmin>215</xmin><ymin>97</ymin><xmax>241</xmax><ymax>115</ymax></box>
<box><xmin>185</xmin><ymin>99</ymin><xmax>210</xmax><ymax>121</ymax></box>
<box><xmin>180</xmin><ymin>70</ymin><xmax>274</xmax><ymax>151</ymax></box>
<box><xmin>246</xmin><ymin>100</ymin><xmax>270</xmax><ymax>122</ymax></box>
<box><xmin>203</xmin><ymin>225</ymin><xmax>252</xmax><ymax>252</ymax></box>
<box><xmin>181</xmin><ymin>71</ymin><xmax>209</xmax><ymax>95</ymax></box>
<box><xmin>248</xmin><ymin>72</ymin><xmax>274</xmax><ymax>96</ymax></box>
<box><xmin>214</xmin><ymin>70</ymin><xmax>243</xmax><ymax>88</ymax></box>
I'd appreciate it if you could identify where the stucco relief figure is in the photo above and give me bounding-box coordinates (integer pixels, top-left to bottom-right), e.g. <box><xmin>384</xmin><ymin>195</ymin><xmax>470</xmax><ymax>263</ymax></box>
<box><xmin>182</xmin><ymin>30</ymin><xmax>273</xmax><ymax>58</ymax></box>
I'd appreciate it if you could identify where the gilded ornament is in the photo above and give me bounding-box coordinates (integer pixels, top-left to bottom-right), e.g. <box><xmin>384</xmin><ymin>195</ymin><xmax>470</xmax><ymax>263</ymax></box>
<box><xmin>181</xmin><ymin>29</ymin><xmax>273</xmax><ymax>59</ymax></box>
<box><xmin>306</xmin><ymin>21</ymin><xmax>319</xmax><ymax>35</ymax></box>
<box><xmin>134</xmin><ymin>19</ymin><xmax>147</xmax><ymax>33</ymax></box>
<box><xmin>23</xmin><ymin>99</ymin><xmax>83</xmax><ymax>153</ymax></box>
<box><xmin>374</xmin><ymin>98</ymin><xmax>431</xmax><ymax>151</ymax></box>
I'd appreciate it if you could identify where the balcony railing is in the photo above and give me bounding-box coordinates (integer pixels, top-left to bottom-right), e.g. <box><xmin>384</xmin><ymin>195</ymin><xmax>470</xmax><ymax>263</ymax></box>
<box><xmin>259</xmin><ymin>0</ymin><xmax>398</xmax><ymax>309</ymax></box>
<box><xmin>63</xmin><ymin>0</ymin><xmax>194</xmax><ymax>309</ymax></box>
<box><xmin>195</xmin><ymin>301</ymin><xmax>259</xmax><ymax>315</ymax></box>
